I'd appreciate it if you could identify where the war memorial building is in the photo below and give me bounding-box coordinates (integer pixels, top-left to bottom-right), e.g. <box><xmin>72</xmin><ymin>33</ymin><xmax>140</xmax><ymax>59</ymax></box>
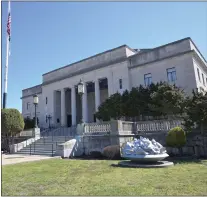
<box><xmin>21</xmin><ymin>37</ymin><xmax>207</xmax><ymax>129</ymax></box>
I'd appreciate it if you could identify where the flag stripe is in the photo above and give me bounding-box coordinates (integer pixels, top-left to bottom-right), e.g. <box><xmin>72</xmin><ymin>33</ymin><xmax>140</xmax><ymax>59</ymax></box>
<box><xmin>7</xmin><ymin>12</ymin><xmax>11</xmax><ymax>41</ymax></box>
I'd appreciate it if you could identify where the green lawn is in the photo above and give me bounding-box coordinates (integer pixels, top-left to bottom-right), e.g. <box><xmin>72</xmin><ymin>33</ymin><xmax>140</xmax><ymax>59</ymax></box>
<box><xmin>2</xmin><ymin>159</ymin><xmax>207</xmax><ymax>196</ymax></box>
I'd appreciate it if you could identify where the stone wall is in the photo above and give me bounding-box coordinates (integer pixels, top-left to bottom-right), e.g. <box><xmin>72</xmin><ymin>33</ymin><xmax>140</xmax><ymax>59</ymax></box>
<box><xmin>166</xmin><ymin>133</ymin><xmax>207</xmax><ymax>157</ymax></box>
<box><xmin>58</xmin><ymin>120</ymin><xmax>207</xmax><ymax>158</ymax></box>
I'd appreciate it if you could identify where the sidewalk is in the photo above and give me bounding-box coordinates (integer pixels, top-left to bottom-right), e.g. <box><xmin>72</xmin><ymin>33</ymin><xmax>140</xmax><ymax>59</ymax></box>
<box><xmin>1</xmin><ymin>154</ymin><xmax>60</xmax><ymax>166</ymax></box>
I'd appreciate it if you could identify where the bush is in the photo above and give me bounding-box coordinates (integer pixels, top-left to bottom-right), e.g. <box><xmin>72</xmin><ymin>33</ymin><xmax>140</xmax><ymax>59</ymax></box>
<box><xmin>166</xmin><ymin>127</ymin><xmax>186</xmax><ymax>155</ymax></box>
<box><xmin>103</xmin><ymin>145</ymin><xmax>121</xmax><ymax>160</ymax></box>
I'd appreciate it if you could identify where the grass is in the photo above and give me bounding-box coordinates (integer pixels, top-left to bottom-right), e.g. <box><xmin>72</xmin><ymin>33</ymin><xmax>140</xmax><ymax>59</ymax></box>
<box><xmin>2</xmin><ymin>158</ymin><xmax>207</xmax><ymax>196</ymax></box>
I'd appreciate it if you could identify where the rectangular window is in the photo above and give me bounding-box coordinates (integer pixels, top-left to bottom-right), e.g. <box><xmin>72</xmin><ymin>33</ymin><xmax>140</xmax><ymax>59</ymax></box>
<box><xmin>197</xmin><ymin>68</ymin><xmax>201</xmax><ymax>82</ymax></box>
<box><xmin>46</xmin><ymin>97</ymin><xmax>48</xmax><ymax>105</ymax></box>
<box><xmin>46</xmin><ymin>115</ymin><xmax>47</xmax><ymax>123</ymax></box>
<box><xmin>202</xmin><ymin>73</ymin><xmax>205</xmax><ymax>86</ymax></box>
<box><xmin>144</xmin><ymin>73</ymin><xmax>152</xmax><ymax>86</ymax></box>
<box><xmin>27</xmin><ymin>102</ymin><xmax>30</xmax><ymax>110</ymax></box>
<box><xmin>119</xmin><ymin>79</ymin><xmax>122</xmax><ymax>89</ymax></box>
<box><xmin>167</xmin><ymin>67</ymin><xmax>177</xmax><ymax>83</ymax></box>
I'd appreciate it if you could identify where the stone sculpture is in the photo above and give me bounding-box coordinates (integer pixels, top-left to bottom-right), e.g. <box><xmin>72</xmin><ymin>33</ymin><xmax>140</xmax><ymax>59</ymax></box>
<box><xmin>121</xmin><ymin>137</ymin><xmax>167</xmax><ymax>155</ymax></box>
<box><xmin>121</xmin><ymin>136</ymin><xmax>169</xmax><ymax>163</ymax></box>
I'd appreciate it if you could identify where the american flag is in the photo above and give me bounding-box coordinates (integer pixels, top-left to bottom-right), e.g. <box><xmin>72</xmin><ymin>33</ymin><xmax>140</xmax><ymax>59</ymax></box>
<box><xmin>7</xmin><ymin>4</ymin><xmax>11</xmax><ymax>42</ymax></box>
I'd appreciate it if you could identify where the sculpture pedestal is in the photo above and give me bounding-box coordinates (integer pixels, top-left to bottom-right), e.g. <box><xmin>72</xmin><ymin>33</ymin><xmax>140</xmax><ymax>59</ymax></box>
<box><xmin>121</xmin><ymin>153</ymin><xmax>169</xmax><ymax>163</ymax></box>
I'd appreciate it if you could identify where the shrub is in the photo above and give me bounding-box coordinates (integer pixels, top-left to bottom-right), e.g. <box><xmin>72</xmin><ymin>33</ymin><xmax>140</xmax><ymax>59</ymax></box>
<box><xmin>166</xmin><ymin>126</ymin><xmax>186</xmax><ymax>155</ymax></box>
<box><xmin>103</xmin><ymin>145</ymin><xmax>121</xmax><ymax>160</ymax></box>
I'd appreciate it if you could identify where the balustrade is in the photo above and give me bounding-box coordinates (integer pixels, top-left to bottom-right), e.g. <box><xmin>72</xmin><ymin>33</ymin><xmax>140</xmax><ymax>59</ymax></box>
<box><xmin>84</xmin><ymin>122</ymin><xmax>111</xmax><ymax>134</ymax></box>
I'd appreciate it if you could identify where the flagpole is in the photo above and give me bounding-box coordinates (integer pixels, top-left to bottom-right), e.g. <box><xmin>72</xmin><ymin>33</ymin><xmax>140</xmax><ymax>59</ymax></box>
<box><xmin>3</xmin><ymin>0</ymin><xmax>11</xmax><ymax>109</ymax></box>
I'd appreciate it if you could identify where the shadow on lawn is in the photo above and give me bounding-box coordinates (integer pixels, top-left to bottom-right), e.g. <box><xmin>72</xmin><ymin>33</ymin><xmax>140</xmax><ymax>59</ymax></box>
<box><xmin>167</xmin><ymin>156</ymin><xmax>206</xmax><ymax>165</ymax></box>
<box><xmin>69</xmin><ymin>155</ymin><xmax>207</xmax><ymax>167</ymax></box>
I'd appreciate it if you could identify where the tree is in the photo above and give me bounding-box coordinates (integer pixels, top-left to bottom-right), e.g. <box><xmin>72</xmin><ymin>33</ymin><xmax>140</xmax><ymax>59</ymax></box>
<box><xmin>127</xmin><ymin>87</ymin><xmax>141</xmax><ymax>120</ymax></box>
<box><xmin>121</xmin><ymin>90</ymin><xmax>131</xmax><ymax>120</ymax></box>
<box><xmin>95</xmin><ymin>82</ymin><xmax>187</xmax><ymax>122</ymax></box>
<box><xmin>95</xmin><ymin>101</ymin><xmax>110</xmax><ymax>121</ymax></box>
<box><xmin>149</xmin><ymin>82</ymin><xmax>185</xmax><ymax>118</ymax></box>
<box><xmin>183</xmin><ymin>91</ymin><xmax>207</xmax><ymax>134</ymax></box>
<box><xmin>95</xmin><ymin>92</ymin><xmax>122</xmax><ymax>121</ymax></box>
<box><xmin>1</xmin><ymin>109</ymin><xmax>25</xmax><ymax>152</ymax></box>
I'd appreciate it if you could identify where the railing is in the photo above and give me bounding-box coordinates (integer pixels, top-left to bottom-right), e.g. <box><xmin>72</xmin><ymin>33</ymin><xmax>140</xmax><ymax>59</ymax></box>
<box><xmin>121</xmin><ymin>119</ymin><xmax>183</xmax><ymax>134</ymax></box>
<box><xmin>29</xmin><ymin>142</ymin><xmax>59</xmax><ymax>157</ymax></box>
<box><xmin>84</xmin><ymin>122</ymin><xmax>111</xmax><ymax>134</ymax></box>
<box><xmin>41</xmin><ymin>126</ymin><xmax>77</xmax><ymax>138</ymax></box>
<box><xmin>9</xmin><ymin>135</ymin><xmax>40</xmax><ymax>153</ymax></box>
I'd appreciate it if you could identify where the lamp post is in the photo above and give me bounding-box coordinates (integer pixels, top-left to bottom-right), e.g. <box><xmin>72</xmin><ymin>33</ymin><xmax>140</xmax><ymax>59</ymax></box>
<box><xmin>77</xmin><ymin>79</ymin><xmax>85</xmax><ymax>124</ymax></box>
<box><xmin>77</xmin><ymin>79</ymin><xmax>86</xmax><ymax>156</ymax></box>
<box><xmin>33</xmin><ymin>94</ymin><xmax>39</xmax><ymax>128</ymax></box>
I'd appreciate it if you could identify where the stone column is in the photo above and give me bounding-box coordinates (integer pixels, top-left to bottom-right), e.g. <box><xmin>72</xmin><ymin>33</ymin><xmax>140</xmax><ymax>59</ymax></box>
<box><xmin>95</xmin><ymin>79</ymin><xmax>101</xmax><ymax>112</ymax></box>
<box><xmin>53</xmin><ymin>91</ymin><xmax>57</xmax><ymax>126</ymax></box>
<box><xmin>61</xmin><ymin>89</ymin><xmax>66</xmax><ymax>126</ymax></box>
<box><xmin>82</xmin><ymin>82</ymin><xmax>88</xmax><ymax>123</ymax></box>
<box><xmin>71</xmin><ymin>86</ymin><xmax>76</xmax><ymax>126</ymax></box>
<box><xmin>107</xmin><ymin>72</ymin><xmax>113</xmax><ymax>97</ymax></box>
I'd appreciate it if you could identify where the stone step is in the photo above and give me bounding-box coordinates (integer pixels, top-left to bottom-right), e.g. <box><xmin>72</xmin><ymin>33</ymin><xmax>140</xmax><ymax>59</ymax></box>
<box><xmin>19</xmin><ymin>147</ymin><xmax>58</xmax><ymax>151</ymax></box>
<box><xmin>39</xmin><ymin>138</ymin><xmax>72</xmax><ymax>141</ymax></box>
<box><xmin>25</xmin><ymin>143</ymin><xmax>62</xmax><ymax>146</ymax></box>
<box><xmin>17</xmin><ymin>150</ymin><xmax>55</xmax><ymax>154</ymax></box>
<box><xmin>15</xmin><ymin>135</ymin><xmax>74</xmax><ymax>155</ymax></box>
<box><xmin>15</xmin><ymin>152</ymin><xmax>54</xmax><ymax>156</ymax></box>
<box><xmin>17</xmin><ymin>144</ymin><xmax>60</xmax><ymax>151</ymax></box>
<box><xmin>33</xmin><ymin>141</ymin><xmax>66</xmax><ymax>144</ymax></box>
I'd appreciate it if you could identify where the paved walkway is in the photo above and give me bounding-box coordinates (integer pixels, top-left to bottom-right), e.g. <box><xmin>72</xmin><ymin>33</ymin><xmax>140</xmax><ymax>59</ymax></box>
<box><xmin>1</xmin><ymin>154</ymin><xmax>60</xmax><ymax>166</ymax></box>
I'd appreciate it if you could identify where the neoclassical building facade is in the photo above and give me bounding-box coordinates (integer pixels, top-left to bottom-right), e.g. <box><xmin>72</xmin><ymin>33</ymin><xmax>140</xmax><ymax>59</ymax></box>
<box><xmin>21</xmin><ymin>37</ymin><xmax>207</xmax><ymax>128</ymax></box>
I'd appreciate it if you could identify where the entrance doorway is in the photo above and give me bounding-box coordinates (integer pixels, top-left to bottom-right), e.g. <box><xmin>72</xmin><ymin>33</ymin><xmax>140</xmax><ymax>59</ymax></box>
<box><xmin>67</xmin><ymin>114</ymin><xmax>72</xmax><ymax>127</ymax></box>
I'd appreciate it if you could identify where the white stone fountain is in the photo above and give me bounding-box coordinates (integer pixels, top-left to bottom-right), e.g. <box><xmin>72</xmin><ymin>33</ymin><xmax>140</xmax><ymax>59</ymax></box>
<box><xmin>119</xmin><ymin>137</ymin><xmax>173</xmax><ymax>168</ymax></box>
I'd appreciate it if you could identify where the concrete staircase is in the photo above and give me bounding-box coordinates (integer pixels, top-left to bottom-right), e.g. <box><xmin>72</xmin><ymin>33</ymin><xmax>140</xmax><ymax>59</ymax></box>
<box><xmin>15</xmin><ymin>136</ymin><xmax>73</xmax><ymax>156</ymax></box>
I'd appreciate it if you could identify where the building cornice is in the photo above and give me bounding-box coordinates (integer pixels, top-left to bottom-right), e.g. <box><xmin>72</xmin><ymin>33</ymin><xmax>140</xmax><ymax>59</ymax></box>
<box><xmin>129</xmin><ymin>50</ymin><xmax>194</xmax><ymax>69</ymax></box>
<box><xmin>189</xmin><ymin>38</ymin><xmax>207</xmax><ymax>64</ymax></box>
<box><xmin>22</xmin><ymin>84</ymin><xmax>42</xmax><ymax>92</ymax></box>
<box><xmin>21</xmin><ymin>91</ymin><xmax>42</xmax><ymax>99</ymax></box>
<box><xmin>192</xmin><ymin>51</ymin><xmax>207</xmax><ymax>73</ymax></box>
<box><xmin>42</xmin><ymin>56</ymin><xmax>128</xmax><ymax>86</ymax></box>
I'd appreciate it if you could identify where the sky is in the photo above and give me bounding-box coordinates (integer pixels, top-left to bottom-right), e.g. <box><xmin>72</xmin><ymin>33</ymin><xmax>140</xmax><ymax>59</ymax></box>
<box><xmin>1</xmin><ymin>2</ymin><xmax>207</xmax><ymax>112</ymax></box>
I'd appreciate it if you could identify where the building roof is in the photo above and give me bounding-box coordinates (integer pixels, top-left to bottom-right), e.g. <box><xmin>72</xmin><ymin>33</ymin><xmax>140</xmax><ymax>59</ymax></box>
<box><xmin>42</xmin><ymin>44</ymin><xmax>136</xmax><ymax>76</ymax></box>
